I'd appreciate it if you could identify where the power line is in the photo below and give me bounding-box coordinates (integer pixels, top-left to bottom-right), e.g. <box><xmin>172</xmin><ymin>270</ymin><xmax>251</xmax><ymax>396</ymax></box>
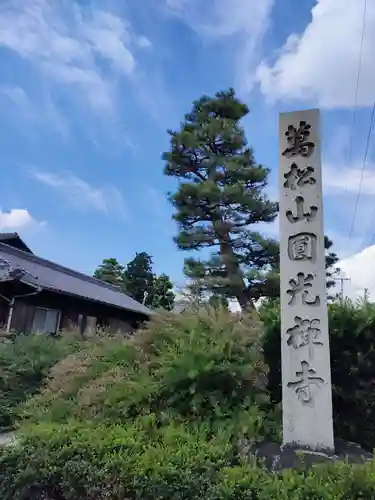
<box><xmin>347</xmin><ymin>0</ymin><xmax>368</xmax><ymax>241</ymax></box>
<box><xmin>347</xmin><ymin>0</ymin><xmax>368</xmax><ymax>172</ymax></box>
<box><xmin>356</xmin><ymin>99</ymin><xmax>375</xmax><ymax>247</ymax></box>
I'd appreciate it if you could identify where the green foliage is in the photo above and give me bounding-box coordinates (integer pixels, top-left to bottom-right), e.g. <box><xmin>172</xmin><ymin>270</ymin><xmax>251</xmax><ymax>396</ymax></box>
<box><xmin>260</xmin><ymin>297</ymin><xmax>375</xmax><ymax>451</ymax></box>
<box><xmin>123</xmin><ymin>251</ymin><xmax>154</xmax><ymax>304</ymax></box>
<box><xmin>148</xmin><ymin>273</ymin><xmax>175</xmax><ymax>311</ymax></box>
<box><xmin>93</xmin><ymin>252</ymin><xmax>175</xmax><ymax>310</ymax></box>
<box><xmin>251</xmin><ymin>236</ymin><xmax>340</xmax><ymax>301</ymax></box>
<box><xmin>0</xmin><ymin>333</ymin><xmax>80</xmax><ymax>431</ymax></box>
<box><xmin>324</xmin><ymin>236</ymin><xmax>340</xmax><ymax>291</ymax></box>
<box><xmin>93</xmin><ymin>257</ymin><xmax>124</xmax><ymax>287</ymax></box>
<box><xmin>0</xmin><ymin>420</ymin><xmax>233</xmax><ymax>500</ymax></box>
<box><xmin>2</xmin><ymin>307</ymin><xmax>375</xmax><ymax>498</ymax></box>
<box><xmin>23</xmin><ymin>309</ymin><xmax>277</xmax><ymax>440</ymax></box>
<box><xmin>2</xmin><ymin>420</ymin><xmax>375</xmax><ymax>499</ymax></box>
<box><xmin>208</xmin><ymin>293</ymin><xmax>229</xmax><ymax>309</ymax></box>
<box><xmin>163</xmin><ymin>88</ymin><xmax>278</xmax><ymax>309</ymax></box>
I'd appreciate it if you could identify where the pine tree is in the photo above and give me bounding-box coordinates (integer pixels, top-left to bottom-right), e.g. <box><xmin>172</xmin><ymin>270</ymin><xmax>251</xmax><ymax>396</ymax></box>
<box><xmin>324</xmin><ymin>236</ymin><xmax>340</xmax><ymax>290</ymax></box>
<box><xmin>149</xmin><ymin>273</ymin><xmax>175</xmax><ymax>311</ymax></box>
<box><xmin>208</xmin><ymin>293</ymin><xmax>229</xmax><ymax>310</ymax></box>
<box><xmin>93</xmin><ymin>258</ymin><xmax>124</xmax><ymax>287</ymax></box>
<box><xmin>123</xmin><ymin>252</ymin><xmax>154</xmax><ymax>304</ymax></box>
<box><xmin>250</xmin><ymin>236</ymin><xmax>340</xmax><ymax>301</ymax></box>
<box><xmin>163</xmin><ymin>88</ymin><xmax>278</xmax><ymax>309</ymax></box>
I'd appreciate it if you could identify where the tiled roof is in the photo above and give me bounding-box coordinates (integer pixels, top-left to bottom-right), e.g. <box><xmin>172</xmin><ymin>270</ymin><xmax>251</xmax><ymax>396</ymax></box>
<box><xmin>0</xmin><ymin>242</ymin><xmax>152</xmax><ymax>317</ymax></box>
<box><xmin>0</xmin><ymin>233</ymin><xmax>33</xmax><ymax>253</ymax></box>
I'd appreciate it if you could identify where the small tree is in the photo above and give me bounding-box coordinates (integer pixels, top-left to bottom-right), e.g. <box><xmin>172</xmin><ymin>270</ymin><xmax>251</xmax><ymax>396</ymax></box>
<box><xmin>163</xmin><ymin>88</ymin><xmax>278</xmax><ymax>309</ymax></box>
<box><xmin>149</xmin><ymin>274</ymin><xmax>175</xmax><ymax>311</ymax></box>
<box><xmin>93</xmin><ymin>258</ymin><xmax>124</xmax><ymax>287</ymax></box>
<box><xmin>123</xmin><ymin>252</ymin><xmax>154</xmax><ymax>304</ymax></box>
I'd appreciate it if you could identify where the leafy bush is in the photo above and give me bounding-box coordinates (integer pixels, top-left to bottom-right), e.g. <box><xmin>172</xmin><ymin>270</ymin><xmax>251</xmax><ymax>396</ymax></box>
<box><xmin>22</xmin><ymin>308</ymin><xmax>280</xmax><ymax>441</ymax></box>
<box><xmin>1</xmin><ymin>419</ymin><xmax>375</xmax><ymax>499</ymax></box>
<box><xmin>260</xmin><ymin>297</ymin><xmax>375</xmax><ymax>451</ymax></box>
<box><xmin>0</xmin><ymin>333</ymin><xmax>81</xmax><ymax>431</ymax></box>
<box><xmin>2</xmin><ymin>307</ymin><xmax>375</xmax><ymax>498</ymax></box>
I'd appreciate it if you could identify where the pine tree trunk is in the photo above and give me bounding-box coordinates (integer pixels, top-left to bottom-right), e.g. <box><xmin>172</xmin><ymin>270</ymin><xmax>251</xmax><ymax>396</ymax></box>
<box><xmin>216</xmin><ymin>228</ymin><xmax>255</xmax><ymax>311</ymax></box>
<box><xmin>208</xmin><ymin>165</ymin><xmax>255</xmax><ymax>311</ymax></box>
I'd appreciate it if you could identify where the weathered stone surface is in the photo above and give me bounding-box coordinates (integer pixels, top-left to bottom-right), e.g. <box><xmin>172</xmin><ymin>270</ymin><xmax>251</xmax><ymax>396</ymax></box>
<box><xmin>279</xmin><ymin>110</ymin><xmax>334</xmax><ymax>451</ymax></box>
<box><xmin>248</xmin><ymin>440</ymin><xmax>373</xmax><ymax>472</ymax></box>
<box><xmin>0</xmin><ymin>431</ymin><xmax>17</xmax><ymax>447</ymax></box>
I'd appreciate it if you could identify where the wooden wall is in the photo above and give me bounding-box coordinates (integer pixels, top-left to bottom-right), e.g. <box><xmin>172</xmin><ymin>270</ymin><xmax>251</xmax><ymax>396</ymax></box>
<box><xmin>4</xmin><ymin>287</ymin><xmax>146</xmax><ymax>335</ymax></box>
<box><xmin>0</xmin><ymin>295</ymin><xmax>9</xmax><ymax>328</ymax></box>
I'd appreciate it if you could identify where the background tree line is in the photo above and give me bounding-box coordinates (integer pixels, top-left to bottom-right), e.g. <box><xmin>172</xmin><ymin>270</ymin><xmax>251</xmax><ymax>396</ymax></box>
<box><xmin>93</xmin><ymin>252</ymin><xmax>175</xmax><ymax>311</ymax></box>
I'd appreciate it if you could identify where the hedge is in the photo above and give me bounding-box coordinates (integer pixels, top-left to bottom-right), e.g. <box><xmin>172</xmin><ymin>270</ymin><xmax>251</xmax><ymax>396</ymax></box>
<box><xmin>1</xmin><ymin>420</ymin><xmax>375</xmax><ymax>499</ymax></box>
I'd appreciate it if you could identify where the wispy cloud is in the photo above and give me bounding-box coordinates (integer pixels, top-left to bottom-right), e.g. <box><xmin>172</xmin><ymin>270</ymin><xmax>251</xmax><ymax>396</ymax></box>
<box><xmin>0</xmin><ymin>85</ymin><xmax>69</xmax><ymax>138</ymax></box>
<box><xmin>146</xmin><ymin>186</ymin><xmax>168</xmax><ymax>215</ymax></box>
<box><xmin>145</xmin><ymin>185</ymin><xmax>176</xmax><ymax>236</ymax></box>
<box><xmin>164</xmin><ymin>0</ymin><xmax>273</xmax><ymax>93</ymax></box>
<box><xmin>322</xmin><ymin>161</ymin><xmax>375</xmax><ymax>252</ymax></box>
<box><xmin>1</xmin><ymin>86</ymin><xmax>29</xmax><ymax>108</ymax></box>
<box><xmin>0</xmin><ymin>0</ymin><xmax>152</xmax><ymax>114</ymax></box>
<box><xmin>31</xmin><ymin>170</ymin><xmax>127</xmax><ymax>218</ymax></box>
<box><xmin>0</xmin><ymin>208</ymin><xmax>45</xmax><ymax>232</ymax></box>
<box><xmin>323</xmin><ymin>163</ymin><xmax>375</xmax><ymax>196</ymax></box>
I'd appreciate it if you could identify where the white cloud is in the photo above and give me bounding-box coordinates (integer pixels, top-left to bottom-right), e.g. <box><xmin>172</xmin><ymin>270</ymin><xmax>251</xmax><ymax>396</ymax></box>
<box><xmin>0</xmin><ymin>0</ymin><xmax>151</xmax><ymax>113</ymax></box>
<box><xmin>338</xmin><ymin>245</ymin><xmax>375</xmax><ymax>300</ymax></box>
<box><xmin>256</xmin><ymin>0</ymin><xmax>375</xmax><ymax>108</ymax></box>
<box><xmin>31</xmin><ymin>170</ymin><xmax>127</xmax><ymax>218</ymax></box>
<box><xmin>323</xmin><ymin>163</ymin><xmax>375</xmax><ymax>196</ymax></box>
<box><xmin>164</xmin><ymin>0</ymin><xmax>273</xmax><ymax>93</ymax></box>
<box><xmin>0</xmin><ymin>209</ymin><xmax>45</xmax><ymax>232</ymax></box>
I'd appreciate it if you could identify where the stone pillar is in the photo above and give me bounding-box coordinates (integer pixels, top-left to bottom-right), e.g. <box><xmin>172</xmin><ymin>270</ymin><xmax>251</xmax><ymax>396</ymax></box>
<box><xmin>278</xmin><ymin>109</ymin><xmax>334</xmax><ymax>452</ymax></box>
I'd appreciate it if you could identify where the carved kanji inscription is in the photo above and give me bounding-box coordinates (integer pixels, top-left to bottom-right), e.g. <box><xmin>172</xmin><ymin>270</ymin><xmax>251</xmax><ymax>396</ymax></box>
<box><xmin>284</xmin><ymin>163</ymin><xmax>316</xmax><ymax>190</ymax></box>
<box><xmin>282</xmin><ymin>121</ymin><xmax>315</xmax><ymax>158</ymax></box>
<box><xmin>288</xmin><ymin>232</ymin><xmax>316</xmax><ymax>261</ymax></box>
<box><xmin>287</xmin><ymin>360</ymin><xmax>324</xmax><ymax>404</ymax></box>
<box><xmin>287</xmin><ymin>272</ymin><xmax>320</xmax><ymax>306</ymax></box>
<box><xmin>286</xmin><ymin>197</ymin><xmax>318</xmax><ymax>223</ymax></box>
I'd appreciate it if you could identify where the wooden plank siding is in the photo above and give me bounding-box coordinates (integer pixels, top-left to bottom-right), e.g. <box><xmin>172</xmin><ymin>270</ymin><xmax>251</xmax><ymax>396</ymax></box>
<box><xmin>11</xmin><ymin>301</ymin><xmax>35</xmax><ymax>334</ymax></box>
<box><xmin>0</xmin><ymin>286</ymin><xmax>142</xmax><ymax>335</ymax></box>
<box><xmin>0</xmin><ymin>295</ymin><xmax>9</xmax><ymax>328</ymax></box>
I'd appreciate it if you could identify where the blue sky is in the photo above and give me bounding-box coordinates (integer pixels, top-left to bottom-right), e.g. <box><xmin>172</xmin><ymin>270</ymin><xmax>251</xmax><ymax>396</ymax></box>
<box><xmin>0</xmin><ymin>0</ymin><xmax>375</xmax><ymax>298</ymax></box>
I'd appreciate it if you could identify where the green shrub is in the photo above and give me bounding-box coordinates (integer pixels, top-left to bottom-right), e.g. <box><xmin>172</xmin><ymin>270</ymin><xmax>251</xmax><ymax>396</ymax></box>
<box><xmin>1</xmin><ymin>420</ymin><xmax>375</xmax><ymax>499</ymax></box>
<box><xmin>3</xmin><ymin>306</ymin><xmax>375</xmax><ymax>498</ymax></box>
<box><xmin>23</xmin><ymin>308</ymin><xmax>280</xmax><ymax>443</ymax></box>
<box><xmin>0</xmin><ymin>333</ymin><xmax>81</xmax><ymax>431</ymax></box>
<box><xmin>217</xmin><ymin>462</ymin><xmax>375</xmax><ymax>499</ymax></box>
<box><xmin>260</xmin><ymin>298</ymin><xmax>375</xmax><ymax>451</ymax></box>
<box><xmin>0</xmin><ymin>419</ymin><xmax>232</xmax><ymax>500</ymax></box>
